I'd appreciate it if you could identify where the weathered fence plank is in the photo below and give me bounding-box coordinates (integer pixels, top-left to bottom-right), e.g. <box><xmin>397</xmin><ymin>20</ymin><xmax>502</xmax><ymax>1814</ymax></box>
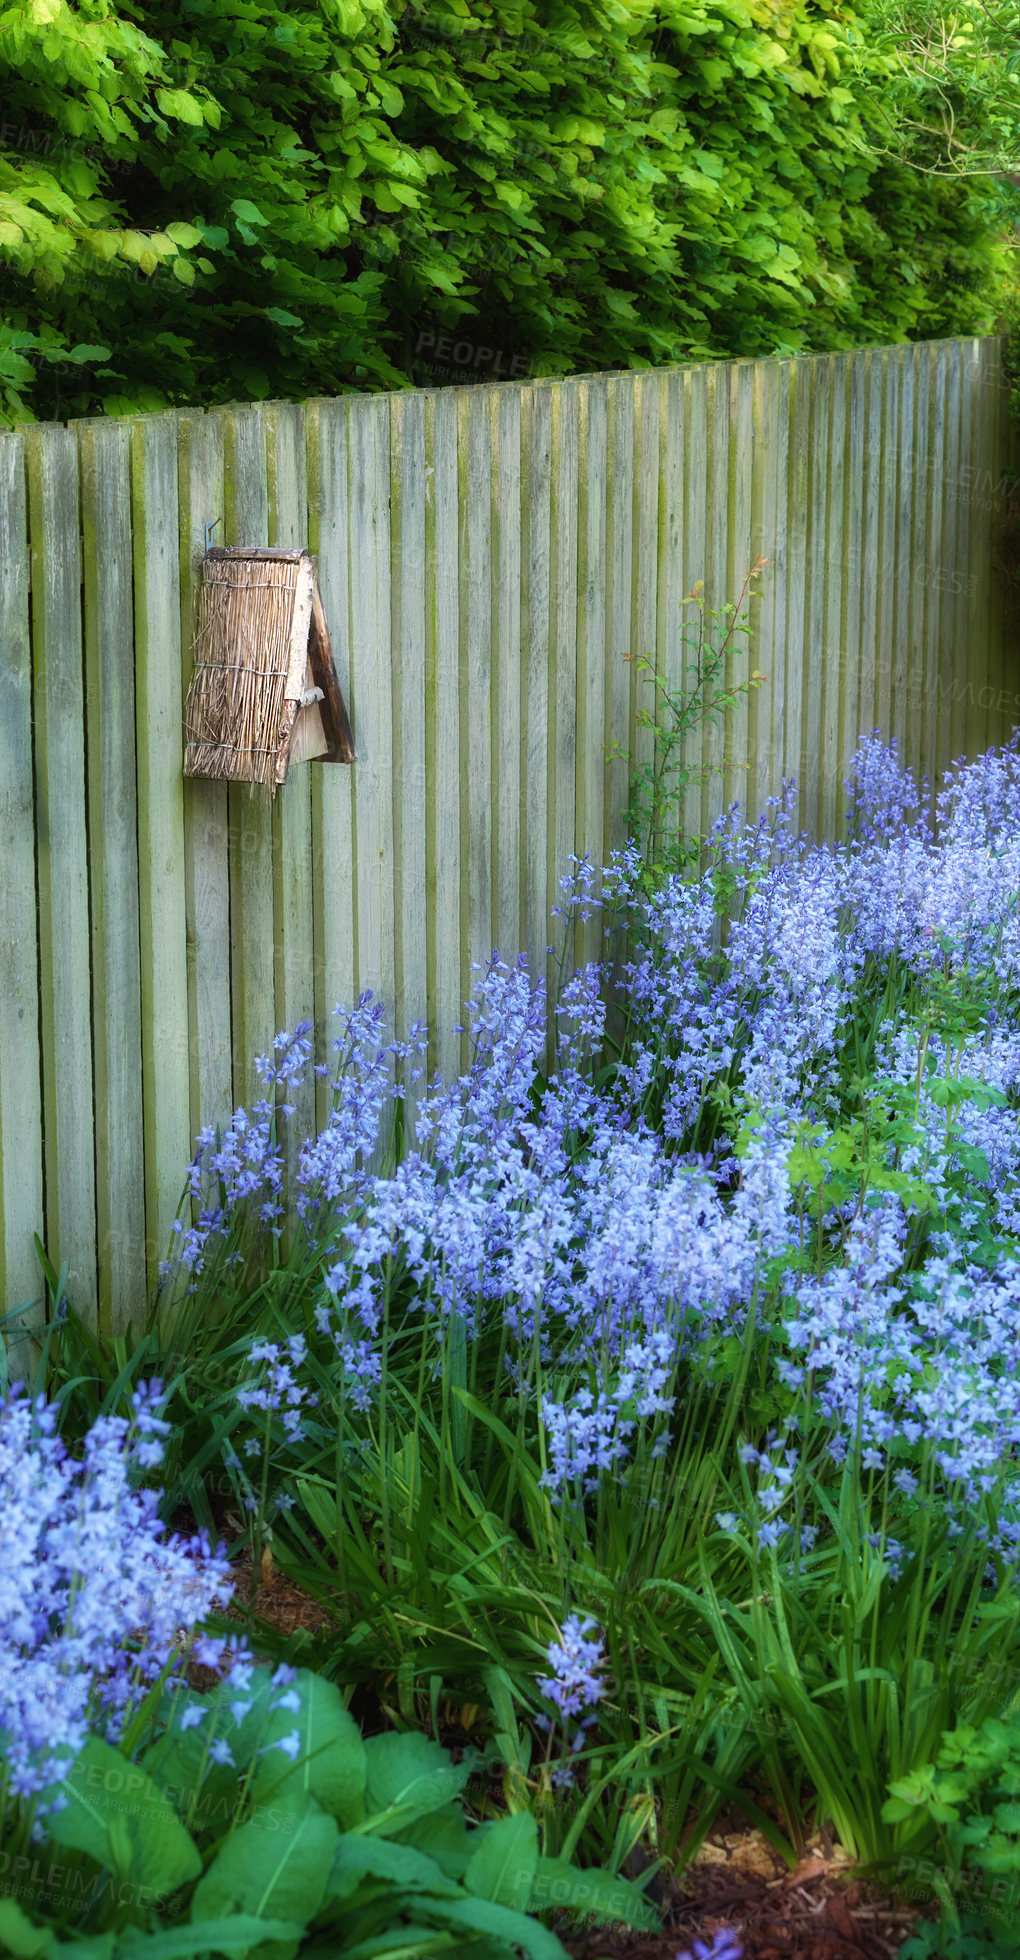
<box><xmin>27</xmin><ymin>426</ymin><xmax>98</xmax><ymax>1321</ymax></box>
<box><xmin>223</xmin><ymin>408</ymin><xmax>275</xmax><ymax>1112</ymax></box>
<box><xmin>493</xmin><ymin>386</ymin><xmax>523</xmax><ymax>972</ymax></box>
<box><xmin>179</xmin><ymin>413</ymin><xmax>233</xmax><ymax>1144</ymax></box>
<box><xmin>267</xmin><ymin>402</ymin><xmax>317</xmax><ymax>1166</ymax></box>
<box><xmin>575</xmin><ymin>375</ymin><xmax>608</xmax><ymax>970</ymax></box>
<box><xmin>425</xmin><ymin>386</ymin><xmax>462</xmax><ymax>1081</ymax></box>
<box><xmin>132</xmin><ymin>415</ymin><xmax>191</xmax><ymax>1295</ymax></box>
<box><xmin>81</xmin><ymin>421</ymin><xmax>146</xmax><ymax>1332</ymax></box>
<box><xmin>520</xmin><ymin>383</ymin><xmax>552</xmax><ymax>1024</ymax></box>
<box><xmin>390</xmin><ymin>389</ymin><xmax>428</xmax><ymax>1072</ymax></box>
<box><xmin>0</xmin><ymin>434</ymin><xmax>44</xmax><ymax>1368</ymax></box>
<box><xmin>306</xmin><ymin>397</ymin><xmax>356</xmax><ymax>1130</ymax></box>
<box><xmin>347</xmin><ymin>395</ymin><xmax>395</xmax><ymax>1031</ymax></box>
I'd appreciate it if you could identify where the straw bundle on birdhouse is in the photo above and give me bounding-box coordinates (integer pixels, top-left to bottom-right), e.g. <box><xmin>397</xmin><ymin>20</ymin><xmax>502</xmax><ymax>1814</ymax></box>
<box><xmin>183</xmin><ymin>547</ymin><xmax>354</xmax><ymax>794</ymax></box>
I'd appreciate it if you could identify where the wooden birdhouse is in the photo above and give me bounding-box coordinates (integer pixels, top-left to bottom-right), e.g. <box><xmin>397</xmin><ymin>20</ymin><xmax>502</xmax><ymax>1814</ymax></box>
<box><xmin>183</xmin><ymin>547</ymin><xmax>355</xmax><ymax>794</ymax></box>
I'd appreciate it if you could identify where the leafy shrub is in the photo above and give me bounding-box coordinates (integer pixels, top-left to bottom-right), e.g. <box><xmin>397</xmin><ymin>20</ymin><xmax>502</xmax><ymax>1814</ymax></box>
<box><xmin>0</xmin><ymin>0</ymin><xmax>1014</xmax><ymax>423</ymax></box>
<box><xmin>887</xmin><ymin>1711</ymin><xmax>1020</xmax><ymax>1958</ymax></box>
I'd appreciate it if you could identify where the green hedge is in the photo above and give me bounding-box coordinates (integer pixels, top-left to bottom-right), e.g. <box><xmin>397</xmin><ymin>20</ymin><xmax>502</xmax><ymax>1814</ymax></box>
<box><xmin>0</xmin><ymin>0</ymin><xmax>1012</xmax><ymax>423</ymax></box>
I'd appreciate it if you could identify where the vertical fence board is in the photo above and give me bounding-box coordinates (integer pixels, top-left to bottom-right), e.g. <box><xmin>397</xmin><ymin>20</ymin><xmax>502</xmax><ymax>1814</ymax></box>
<box><xmin>426</xmin><ymin>388</ymin><xmax>462</xmax><ymax>1081</ymax></box>
<box><xmin>983</xmin><ymin>342</ymin><xmax>1009</xmax><ymax>748</ymax></box>
<box><xmin>223</xmin><ymin>408</ymin><xmax>275</xmax><ymax>1110</ymax></box>
<box><xmin>27</xmin><ymin>427</ymin><xmax>97</xmax><ymax>1322</ymax></box>
<box><xmin>549</xmin><ymin>384</ymin><xmax>579</xmax><ymax>972</ymax></box>
<box><xmin>81</xmin><ymin>422</ymin><xmax>146</xmax><ymax>1333</ymax></box>
<box><xmin>802</xmin><ymin>357</ymin><xmax>828</xmax><ymax>836</ymax></box>
<box><xmin>820</xmin><ymin>356</ymin><xmax>848</xmax><ymax>840</ymax></box>
<box><xmin>783</xmin><ymin>361</ymin><xmax>810</xmax><ymax>820</ymax></box>
<box><xmin>459</xmin><ymin>389</ymin><xmax>493</xmax><ymax>999</ymax></box>
<box><xmin>920</xmin><ymin>344</ymin><xmax>946</xmax><ymax>803</ymax></box>
<box><xmin>307</xmin><ymin>398</ymin><xmax>357</xmax><ymax>1128</ymax></box>
<box><xmin>681</xmin><ymin>367</ymin><xmax>707</xmax><ymax>844</ymax></box>
<box><xmin>839</xmin><ymin>351</ymin><xmax>865</xmax><ymax>816</ymax></box>
<box><xmin>0</xmin><ymin>433</ymin><xmax>44</xmax><ymax>1369</ymax></box>
<box><xmin>179</xmin><ymin>413</ymin><xmax>233</xmax><ymax>1142</ymax></box>
<box><xmin>750</xmin><ymin>361</ymin><xmax>778</xmax><ymax>819</ymax></box>
<box><xmin>960</xmin><ymin>344</ymin><xmax>989</xmax><ymax>759</ymax></box>
<box><xmin>391</xmin><ymin>391</ymin><xmax>429</xmax><ymax>1069</ymax></box>
<box><xmin>875</xmin><ymin>350</ymin><xmax>900</xmax><ymax>750</ymax></box>
<box><xmin>267</xmin><ymin>402</ymin><xmax>316</xmax><ymax>1160</ymax></box>
<box><xmin>941</xmin><ymin>341</ymin><xmax>965</xmax><ymax>773</ymax></box>
<box><xmin>906</xmin><ymin>347</ymin><xmax>931</xmax><ymax>789</ymax></box>
<box><xmin>656</xmin><ymin>369</ymin><xmax>684</xmax><ymax>862</ymax></box>
<box><xmin>520</xmin><ymin>384</ymin><xmax>552</xmax><ymax>1017</ymax></box>
<box><xmin>892</xmin><ymin>348</ymin><xmax>916</xmax><ymax>761</ymax></box>
<box><xmin>857</xmin><ymin>349</ymin><xmax>884</xmax><ymax>750</ymax></box>
<box><xmin>701</xmin><ymin>365</ymin><xmax>730</xmax><ymax>834</ymax></box>
<box><xmin>575</xmin><ymin>376</ymin><xmax>607</xmax><ymax>968</ymax></box>
<box><xmin>348</xmin><ymin>396</ymin><xmax>395</xmax><ymax>1034</ymax></box>
<box><xmin>631</xmin><ymin>375</ymin><xmax>660</xmax><ymax>851</ymax></box>
<box><xmin>726</xmin><ymin>363</ymin><xmax>754</xmax><ymax>818</ymax></box>
<box><xmin>604</xmin><ymin>376</ymin><xmax>634</xmax><ymax>867</ymax></box>
<box><xmin>132</xmin><ymin>414</ymin><xmax>190</xmax><ymax>1297</ymax></box>
<box><xmin>492</xmin><ymin>387</ymin><xmax>523</xmax><ymax>968</ymax></box>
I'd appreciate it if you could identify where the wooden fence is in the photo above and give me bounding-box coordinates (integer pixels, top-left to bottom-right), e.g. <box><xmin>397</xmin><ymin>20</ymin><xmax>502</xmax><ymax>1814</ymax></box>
<box><xmin>0</xmin><ymin>334</ymin><xmax>1016</xmax><ymax>1350</ymax></box>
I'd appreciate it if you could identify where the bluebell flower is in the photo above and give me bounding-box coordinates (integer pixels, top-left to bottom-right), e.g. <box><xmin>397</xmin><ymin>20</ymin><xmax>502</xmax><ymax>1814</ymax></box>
<box><xmin>0</xmin><ymin>1385</ymin><xmax>239</xmax><ymax>1808</ymax></box>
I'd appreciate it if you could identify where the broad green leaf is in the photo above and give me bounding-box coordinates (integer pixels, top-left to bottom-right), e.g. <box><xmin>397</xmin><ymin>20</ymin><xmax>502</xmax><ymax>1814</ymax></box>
<box><xmin>464</xmin><ymin>1812</ymin><xmax>537</xmax><ymax>1909</ymax></box>
<box><xmin>229</xmin><ymin>200</ymin><xmax>267</xmax><ymax>227</ymax></box>
<box><xmin>44</xmin><ymin>1739</ymin><xmax>202</xmax><ymax>1897</ymax></box>
<box><xmin>392</xmin><ymin>1810</ymin><xmax>474</xmax><ymax>1879</ymax></box>
<box><xmin>113</xmin><ymin>1921</ymin><xmax>303</xmax><ymax>1960</ymax></box>
<box><xmin>190</xmin><ymin>1792</ymin><xmax>338</xmax><ymax>1926</ymax></box>
<box><xmin>0</xmin><ymin>1900</ymin><xmax>50</xmax><ymax>1958</ymax></box>
<box><xmin>155</xmin><ymin>89</ymin><xmax>206</xmax><ymax>127</ymax></box>
<box><xmin>529</xmin><ymin>1857</ymin><xmax>660</xmax><ymax>1931</ymax></box>
<box><xmin>362</xmin><ymin>1733</ymin><xmax>469</xmax><ymax>1831</ymax></box>
<box><xmin>250</xmin><ymin>1668</ymin><xmax>366</xmax><ymax>1828</ymax></box>
<box><xmin>411</xmin><ymin>1893</ymin><xmax>568</xmax><ymax>1960</ymax></box>
<box><xmin>327</xmin><ymin>1835</ymin><xmax>460</xmax><ymax>1902</ymax></box>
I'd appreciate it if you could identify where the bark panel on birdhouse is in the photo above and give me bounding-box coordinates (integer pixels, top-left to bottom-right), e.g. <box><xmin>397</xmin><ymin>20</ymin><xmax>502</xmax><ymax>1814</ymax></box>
<box><xmin>183</xmin><ymin>548</ymin><xmax>355</xmax><ymax>793</ymax></box>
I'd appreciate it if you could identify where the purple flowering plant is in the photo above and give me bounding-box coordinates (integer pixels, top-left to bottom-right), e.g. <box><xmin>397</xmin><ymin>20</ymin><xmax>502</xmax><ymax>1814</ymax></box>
<box><xmin>1</xmin><ymin>1375</ymin><xmax>662</xmax><ymax>1957</ymax></box>
<box><xmin>30</xmin><ymin>732</ymin><xmax>1020</xmax><ymax>1890</ymax></box>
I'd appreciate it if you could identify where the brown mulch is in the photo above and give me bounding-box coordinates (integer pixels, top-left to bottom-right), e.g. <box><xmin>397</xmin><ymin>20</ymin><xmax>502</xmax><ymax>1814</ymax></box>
<box><xmin>564</xmin><ymin>1829</ymin><xmax>925</xmax><ymax>1960</ymax></box>
<box><xmin>228</xmin><ymin>1546</ymin><xmax>336</xmax><ymax>1641</ymax></box>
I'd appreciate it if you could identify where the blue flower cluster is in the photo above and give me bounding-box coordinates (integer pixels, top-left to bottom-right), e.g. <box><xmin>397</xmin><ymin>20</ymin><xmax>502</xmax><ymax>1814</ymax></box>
<box><xmin>535</xmin><ymin>1612</ymin><xmax>606</xmax><ymax>1788</ymax></box>
<box><xmin>0</xmin><ymin>1384</ymin><xmax>236</xmax><ymax>1811</ymax></box>
<box><xmin>173</xmin><ymin>733</ymin><xmax>1020</xmax><ymax>1578</ymax></box>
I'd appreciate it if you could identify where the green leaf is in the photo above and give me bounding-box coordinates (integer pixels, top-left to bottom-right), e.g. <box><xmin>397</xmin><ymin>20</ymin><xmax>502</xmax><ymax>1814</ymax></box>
<box><xmin>529</xmin><ymin>1858</ymin><xmax>661</xmax><ymax>1931</ymax></box>
<box><xmin>155</xmin><ymin>89</ymin><xmax>207</xmax><ymax>128</ymax></box>
<box><xmin>391</xmin><ymin>1810</ymin><xmax>474</xmax><ymax>1880</ymax></box>
<box><xmin>164</xmin><ymin>222</ymin><xmax>204</xmax><ymax>248</ymax></box>
<box><xmin>326</xmin><ymin>1835</ymin><xmax>460</xmax><ymax>1903</ymax></box>
<box><xmin>412</xmin><ymin>1894</ymin><xmax>569</xmax><ymax>1960</ymax></box>
<box><xmin>114</xmin><ymin>1921</ymin><xmax>304</xmax><ymax>1960</ymax></box>
<box><xmin>43</xmin><ymin>1739</ymin><xmax>202</xmax><ymax>1897</ymax></box>
<box><xmin>362</xmin><ymin>1733</ymin><xmax>469</xmax><ymax>1831</ymax></box>
<box><xmin>250</xmin><ymin>1668</ymin><xmax>366</xmax><ymax>1828</ymax></box>
<box><xmin>229</xmin><ymin>200</ymin><xmax>268</xmax><ymax>227</ymax></box>
<box><xmin>464</xmin><ymin>1812</ymin><xmax>538</xmax><ymax>1909</ymax></box>
<box><xmin>190</xmin><ymin>1792</ymin><xmax>338</xmax><ymax>1927</ymax></box>
<box><xmin>0</xmin><ymin>1900</ymin><xmax>51</xmax><ymax>1959</ymax></box>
